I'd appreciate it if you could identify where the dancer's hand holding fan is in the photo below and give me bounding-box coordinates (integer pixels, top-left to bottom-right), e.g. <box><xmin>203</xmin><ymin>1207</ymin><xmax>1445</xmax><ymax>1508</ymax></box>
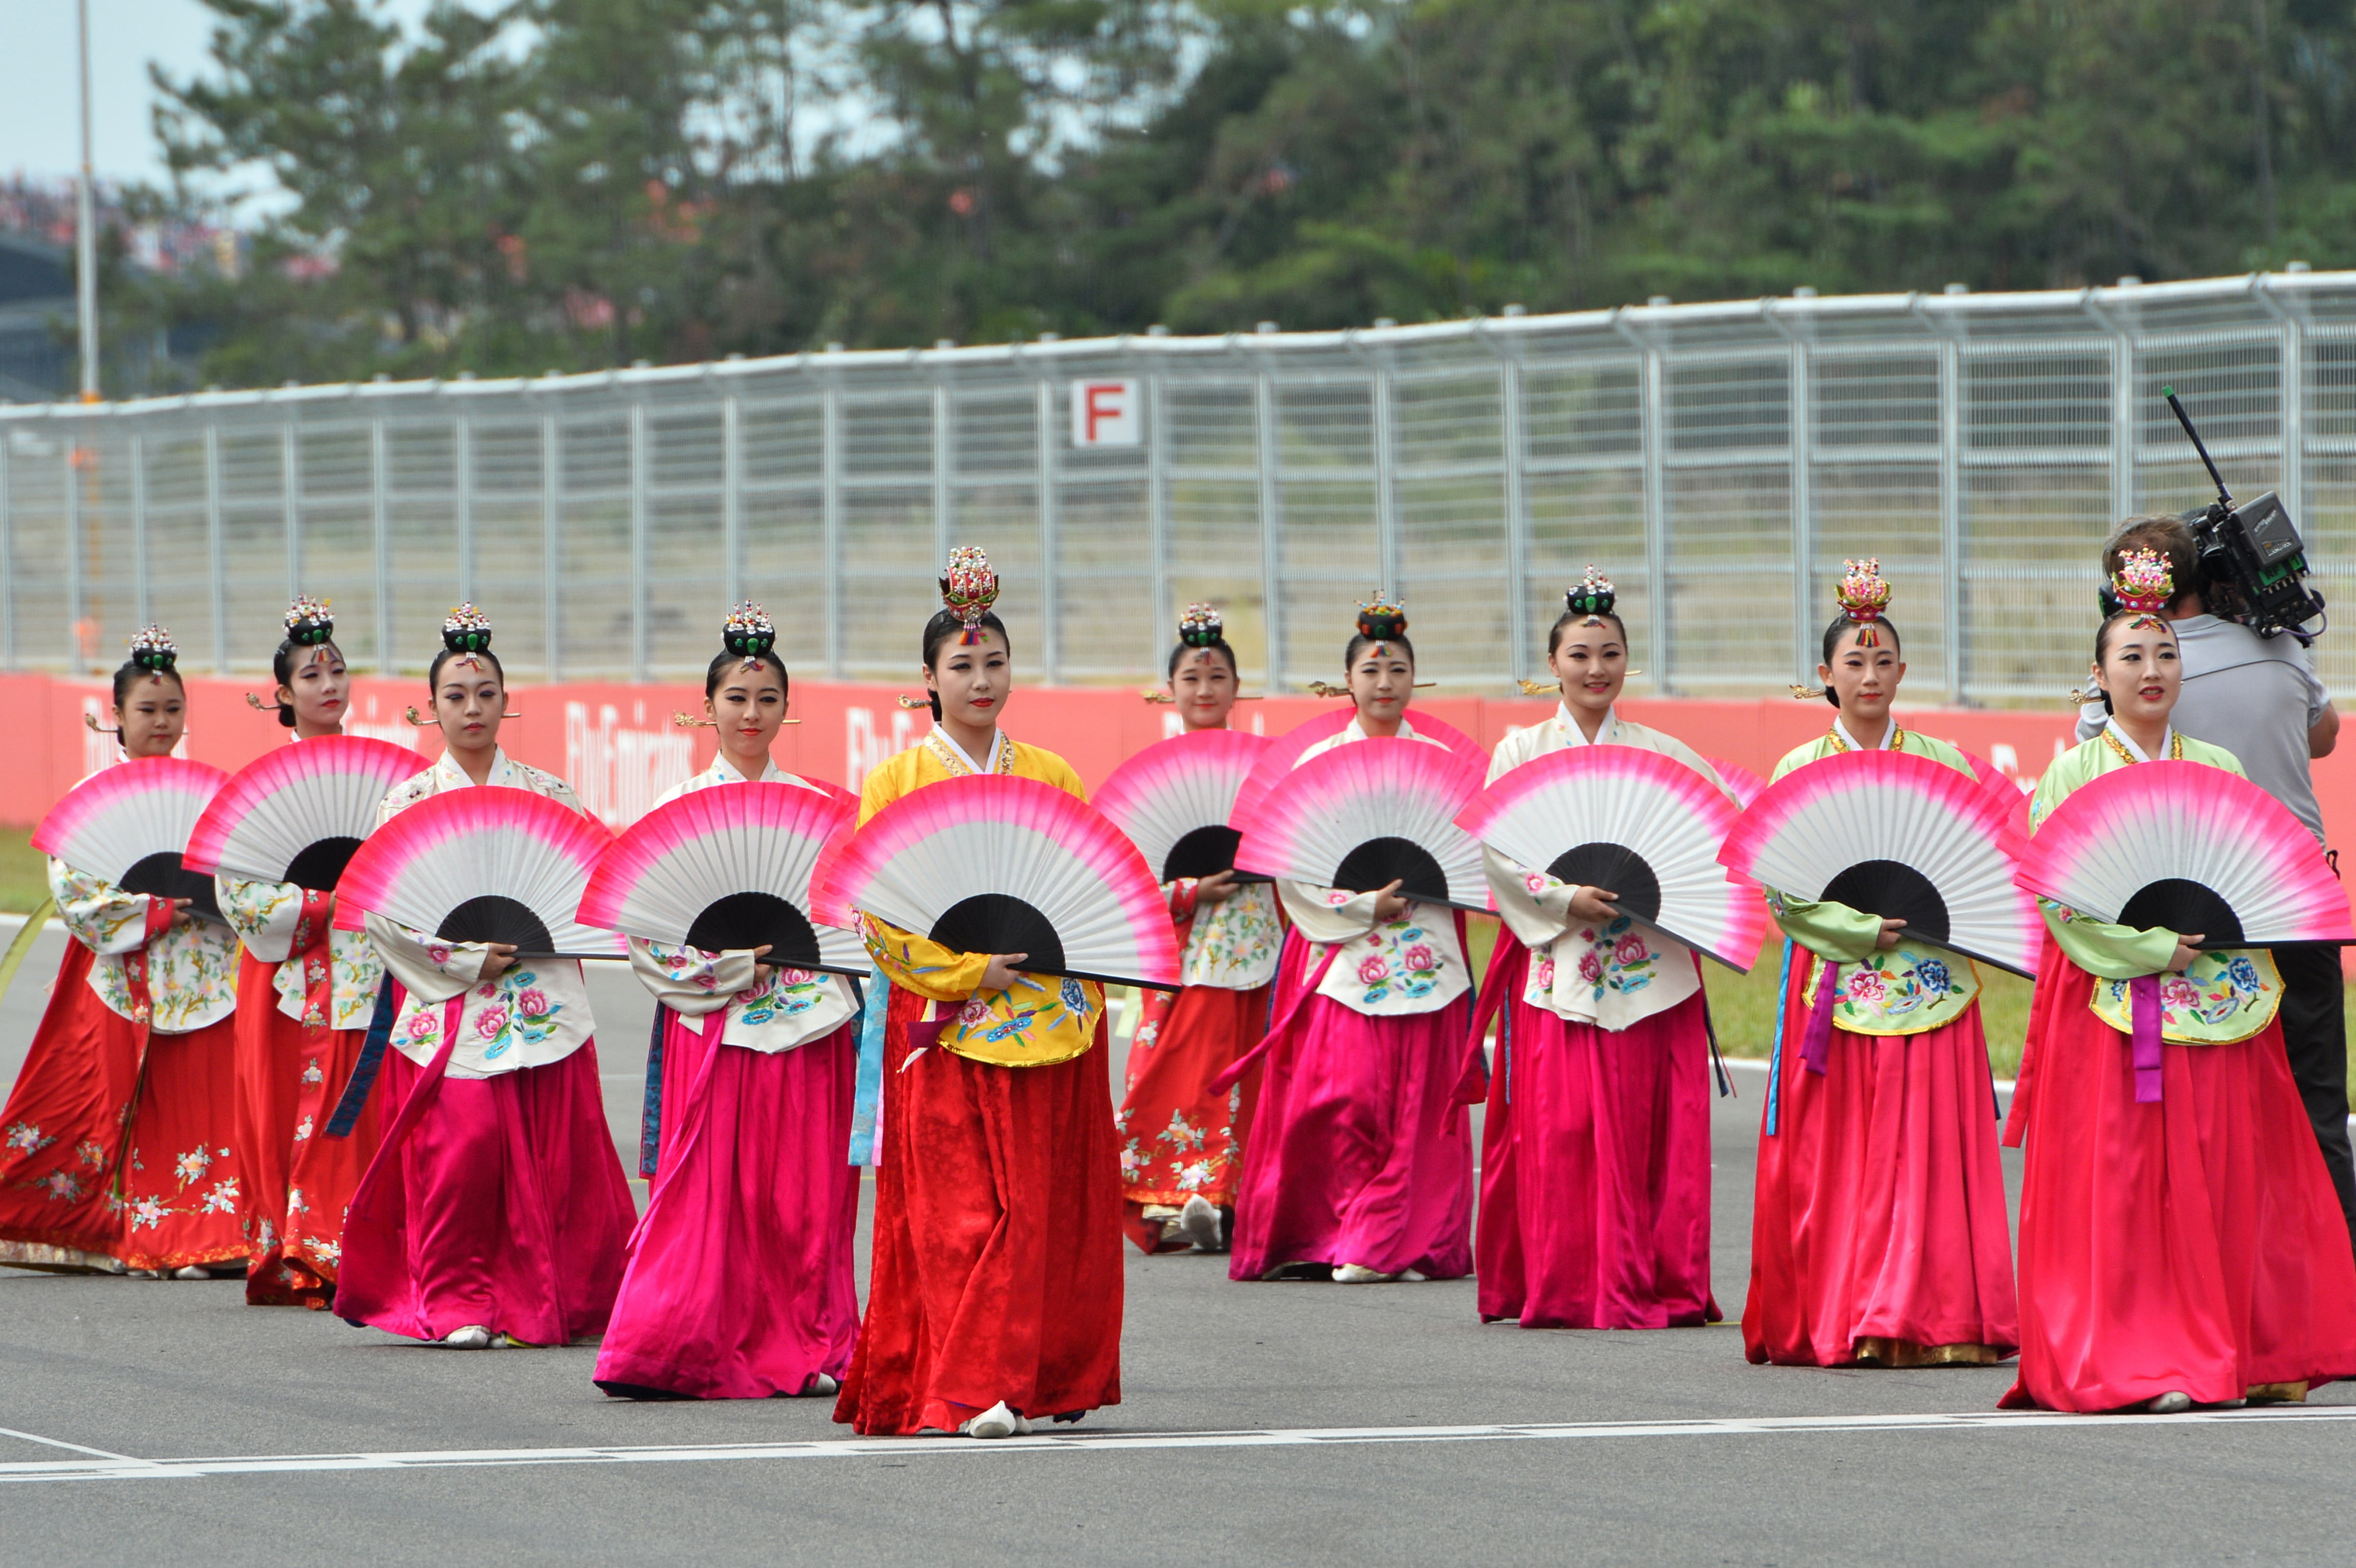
<box><xmin>1233</xmin><ymin>737</ymin><xmax>1490</xmax><ymax>914</ymax></box>
<box><xmin>1719</xmin><ymin>748</ymin><xmax>2039</xmax><ymax>978</ymax></box>
<box><xmin>1461</xmin><ymin>746</ymin><xmax>1766</xmax><ymax>972</ymax></box>
<box><xmin>815</xmin><ymin>771</ymin><xmax>1177</xmax><ymax>979</ymax></box>
<box><xmin>333</xmin><ymin>785</ymin><xmax>624</xmax><ymax>959</ymax></box>
<box><xmin>35</xmin><ymin>757</ymin><xmax>231</xmax><ymax>921</ymax></box>
<box><xmin>2016</xmin><ymin>762</ymin><xmax>2352</xmax><ymax>952</ymax></box>
<box><xmin>578</xmin><ymin>780</ymin><xmax>866</xmax><ymax>976</ymax></box>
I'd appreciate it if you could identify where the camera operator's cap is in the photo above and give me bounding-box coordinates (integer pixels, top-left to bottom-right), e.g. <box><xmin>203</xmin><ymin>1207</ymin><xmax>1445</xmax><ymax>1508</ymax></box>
<box><xmin>1835</xmin><ymin>558</ymin><xmax>1892</xmax><ymax>647</ymax></box>
<box><xmin>2110</xmin><ymin>548</ymin><xmax>2174</xmax><ymax>627</ymax></box>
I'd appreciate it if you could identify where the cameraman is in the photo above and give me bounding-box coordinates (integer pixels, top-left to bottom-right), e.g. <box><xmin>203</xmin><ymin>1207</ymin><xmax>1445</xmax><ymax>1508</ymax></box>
<box><xmin>2080</xmin><ymin>515</ymin><xmax>2354</xmax><ymax>1264</ymax></box>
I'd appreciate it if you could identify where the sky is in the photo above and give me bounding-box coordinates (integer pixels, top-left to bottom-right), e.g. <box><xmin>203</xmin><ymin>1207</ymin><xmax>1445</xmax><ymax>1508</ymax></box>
<box><xmin>0</xmin><ymin>0</ymin><xmax>446</xmax><ymax>189</ymax></box>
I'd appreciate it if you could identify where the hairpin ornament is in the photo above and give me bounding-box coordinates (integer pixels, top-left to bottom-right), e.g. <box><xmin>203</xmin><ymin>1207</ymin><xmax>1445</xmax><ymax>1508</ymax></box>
<box><xmin>1835</xmin><ymin>559</ymin><xmax>1892</xmax><ymax>647</ymax></box>
<box><xmin>2110</xmin><ymin>548</ymin><xmax>2174</xmax><ymax>631</ymax></box>
<box><xmin>127</xmin><ymin>624</ymin><xmax>178</xmax><ymax>674</ymax></box>
<box><xmin>406</xmin><ymin>705</ymin><xmax>522</xmax><ymax>725</ymax></box>
<box><xmin>940</xmin><ymin>546</ymin><xmax>999</xmax><ymax>646</ymax></box>
<box><xmin>284</xmin><ymin>593</ymin><xmax>336</xmax><ymax>647</ymax></box>
<box><xmin>1566</xmin><ymin>566</ymin><xmax>1616</xmax><ymax>627</ymax></box>
<box><xmin>673</xmin><ymin>709</ymin><xmax>798</xmax><ymax>728</ymax></box>
<box><xmin>722</xmin><ymin>601</ymin><xmax>776</xmax><ymax>672</ymax></box>
<box><xmin>1178</xmin><ymin>602</ymin><xmax>1224</xmax><ymax>647</ymax></box>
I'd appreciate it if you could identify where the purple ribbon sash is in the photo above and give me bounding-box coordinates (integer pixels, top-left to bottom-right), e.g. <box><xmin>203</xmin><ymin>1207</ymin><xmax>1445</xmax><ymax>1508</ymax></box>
<box><xmin>1801</xmin><ymin>960</ymin><xmax>1841</xmax><ymax>1076</ymax></box>
<box><xmin>2129</xmin><ymin>972</ymin><xmax>2165</xmax><ymax>1104</ymax></box>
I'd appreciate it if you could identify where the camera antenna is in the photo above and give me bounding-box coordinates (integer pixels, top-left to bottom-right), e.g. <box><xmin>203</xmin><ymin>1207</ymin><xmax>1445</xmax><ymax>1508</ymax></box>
<box><xmin>2160</xmin><ymin>385</ymin><xmax>2233</xmax><ymax>508</ymax></box>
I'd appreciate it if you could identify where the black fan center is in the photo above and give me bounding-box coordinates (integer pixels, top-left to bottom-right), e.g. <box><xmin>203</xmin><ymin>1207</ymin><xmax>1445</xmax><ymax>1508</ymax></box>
<box><xmin>1820</xmin><ymin>859</ymin><xmax>1950</xmax><ymax>944</ymax></box>
<box><xmin>123</xmin><ymin>851</ymin><xmax>222</xmax><ymax>921</ymax></box>
<box><xmin>283</xmin><ymin>835</ymin><xmax>364</xmax><ymax>893</ymax></box>
<box><xmin>1546</xmin><ymin>842</ymin><xmax>1661</xmax><ymax>925</ymax></box>
<box><xmin>2117</xmin><ymin>878</ymin><xmax>2245</xmax><ymax>946</ymax></box>
<box><xmin>1331</xmin><ymin>837</ymin><xmax>1451</xmax><ymax>906</ymax></box>
<box><xmin>438</xmin><ymin>895</ymin><xmax>556</xmax><ymax>955</ymax></box>
<box><xmin>1162</xmin><ymin>824</ymin><xmax>1241</xmax><ymax>883</ymax></box>
<box><xmin>686</xmin><ymin>891</ymin><xmax>825</xmax><ymax>968</ymax></box>
<box><xmin>929</xmin><ymin>893</ymin><xmax>1067</xmax><ymax>976</ymax></box>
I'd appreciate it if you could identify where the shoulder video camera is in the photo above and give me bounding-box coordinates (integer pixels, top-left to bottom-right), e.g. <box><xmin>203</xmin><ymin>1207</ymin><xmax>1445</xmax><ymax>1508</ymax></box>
<box><xmin>2112</xmin><ymin>386</ymin><xmax>2328</xmax><ymax>642</ymax></box>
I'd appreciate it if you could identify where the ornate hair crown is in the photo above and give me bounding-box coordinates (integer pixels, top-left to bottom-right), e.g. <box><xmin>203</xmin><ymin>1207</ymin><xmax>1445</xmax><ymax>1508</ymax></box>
<box><xmin>127</xmin><ymin>624</ymin><xmax>178</xmax><ymax>673</ymax></box>
<box><xmin>284</xmin><ymin>594</ymin><xmax>336</xmax><ymax>647</ymax></box>
<box><xmin>1565</xmin><ymin>565</ymin><xmax>1616</xmax><ymax>625</ymax></box>
<box><xmin>2110</xmin><ymin>548</ymin><xmax>2174</xmax><ymax>622</ymax></box>
<box><xmin>940</xmin><ymin>546</ymin><xmax>999</xmax><ymax>645</ymax></box>
<box><xmin>1835</xmin><ymin>558</ymin><xmax>1892</xmax><ymax>647</ymax></box>
<box><xmin>1356</xmin><ymin>594</ymin><xmax>1409</xmax><ymax>643</ymax></box>
<box><xmin>723</xmin><ymin>601</ymin><xmax>776</xmax><ymax>668</ymax></box>
<box><xmin>1177</xmin><ymin>602</ymin><xmax>1225</xmax><ymax>648</ymax></box>
<box><xmin>441</xmin><ymin>602</ymin><xmax>494</xmax><ymax>654</ymax></box>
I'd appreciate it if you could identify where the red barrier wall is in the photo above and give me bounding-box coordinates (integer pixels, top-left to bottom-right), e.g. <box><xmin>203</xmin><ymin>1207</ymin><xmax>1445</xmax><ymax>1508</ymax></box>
<box><xmin>24</xmin><ymin>670</ymin><xmax>2356</xmax><ymax>852</ymax></box>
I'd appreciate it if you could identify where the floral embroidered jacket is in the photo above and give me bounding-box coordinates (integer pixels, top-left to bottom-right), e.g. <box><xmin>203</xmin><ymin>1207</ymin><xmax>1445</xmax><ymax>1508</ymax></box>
<box><xmin>626</xmin><ymin>756</ymin><xmax>857</xmax><ymax>1053</ymax></box>
<box><xmin>1766</xmin><ymin>724</ymin><xmax>1983</xmax><ymax>1037</ymax></box>
<box><xmin>216</xmin><ymin>877</ymin><xmax>385</xmax><ymax>1032</ymax></box>
<box><xmin>2030</xmin><ymin>724</ymin><xmax>2281</xmax><ymax>1044</ymax></box>
<box><xmin>1169</xmin><ymin>877</ymin><xmax>1283</xmax><ymax>991</ymax></box>
<box><xmin>1278</xmin><ymin>718</ymin><xmax>1474</xmax><ymax>1017</ymax></box>
<box><xmin>363</xmin><ymin>749</ymin><xmax>596</xmax><ymax>1079</ymax></box>
<box><xmin>52</xmin><ymin>856</ymin><xmax>240</xmax><ymax>1034</ymax></box>
<box><xmin>856</xmin><ymin>732</ymin><xmax>1105</xmax><ymax>1068</ymax></box>
<box><xmin>1481</xmin><ymin>706</ymin><xmax>1726</xmax><ymax>1030</ymax></box>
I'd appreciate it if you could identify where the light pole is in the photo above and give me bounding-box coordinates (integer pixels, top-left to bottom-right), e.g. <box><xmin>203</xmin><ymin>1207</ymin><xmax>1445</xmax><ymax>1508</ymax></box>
<box><xmin>75</xmin><ymin>0</ymin><xmax>99</xmax><ymax>402</ymax></box>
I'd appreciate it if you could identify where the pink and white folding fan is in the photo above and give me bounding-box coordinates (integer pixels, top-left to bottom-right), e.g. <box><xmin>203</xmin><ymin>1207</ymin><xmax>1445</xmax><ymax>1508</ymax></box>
<box><xmin>1719</xmin><ymin>748</ymin><xmax>2039</xmax><ymax>976</ymax></box>
<box><xmin>1230</xmin><ymin>711</ymin><xmax>1353</xmax><ymax>831</ymax></box>
<box><xmin>1228</xmin><ymin>707</ymin><xmax>1486</xmax><ymax>832</ymax></box>
<box><xmin>184</xmin><ymin>736</ymin><xmax>428</xmax><ymax>891</ymax></box>
<box><xmin>1706</xmin><ymin>756</ymin><xmax>1766</xmax><ymax>810</ymax></box>
<box><xmin>332</xmin><ymin>786</ymin><xmax>624</xmax><ymax>958</ymax></box>
<box><xmin>578</xmin><ymin>781</ymin><xmax>866</xmax><ymax>975</ymax></box>
<box><xmin>811</xmin><ymin>775</ymin><xmax>1178</xmax><ymax>989</ymax></box>
<box><xmin>34</xmin><ymin>757</ymin><xmax>230</xmax><ymax>919</ymax></box>
<box><xmin>1094</xmin><ymin>729</ymin><xmax>1270</xmax><ymax>883</ymax></box>
<box><xmin>1460</xmin><ymin>747</ymin><xmax>1767</xmax><ymax>971</ymax></box>
<box><xmin>1957</xmin><ymin>749</ymin><xmax>2032</xmax><ymax>834</ymax></box>
<box><xmin>2016</xmin><ymin>760</ymin><xmax>2354</xmax><ymax>947</ymax></box>
<box><xmin>1234</xmin><ymin>737</ymin><xmax>1489</xmax><ymax>912</ymax></box>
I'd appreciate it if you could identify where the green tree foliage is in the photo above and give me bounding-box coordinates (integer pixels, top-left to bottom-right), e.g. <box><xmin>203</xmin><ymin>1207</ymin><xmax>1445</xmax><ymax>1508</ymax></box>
<box><xmin>123</xmin><ymin>0</ymin><xmax>2356</xmax><ymax>388</ymax></box>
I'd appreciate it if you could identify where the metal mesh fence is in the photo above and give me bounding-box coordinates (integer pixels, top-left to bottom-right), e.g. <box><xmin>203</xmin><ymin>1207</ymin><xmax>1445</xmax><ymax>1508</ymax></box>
<box><xmin>7</xmin><ymin>270</ymin><xmax>2354</xmax><ymax>705</ymax></box>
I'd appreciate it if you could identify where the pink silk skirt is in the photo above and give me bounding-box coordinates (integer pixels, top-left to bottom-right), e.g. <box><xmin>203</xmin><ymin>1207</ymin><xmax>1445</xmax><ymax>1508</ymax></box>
<box><xmin>594</xmin><ymin>1007</ymin><xmax>861</xmax><ymax>1399</ymax></box>
<box><xmin>1477</xmin><ymin>956</ymin><xmax>1719</xmax><ymax>1329</ymax></box>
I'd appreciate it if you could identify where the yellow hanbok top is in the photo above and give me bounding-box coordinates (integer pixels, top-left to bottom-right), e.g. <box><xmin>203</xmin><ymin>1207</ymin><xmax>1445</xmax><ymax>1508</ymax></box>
<box><xmin>857</xmin><ymin>729</ymin><xmax>1105</xmax><ymax>1067</ymax></box>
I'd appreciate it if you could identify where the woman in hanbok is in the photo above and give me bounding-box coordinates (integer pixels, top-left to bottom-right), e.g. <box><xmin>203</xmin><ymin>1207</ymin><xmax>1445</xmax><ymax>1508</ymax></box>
<box><xmin>1117</xmin><ymin>604</ymin><xmax>1284</xmax><ymax>1255</ymax></box>
<box><xmin>217</xmin><ymin>596</ymin><xmax>386</xmax><ymax>1307</ymax></box>
<box><xmin>2001</xmin><ymin>552</ymin><xmax>2356</xmax><ymax>1412</ymax></box>
<box><xmin>594</xmin><ymin>605</ymin><xmax>861</xmax><ymax>1400</ymax></box>
<box><xmin>335</xmin><ymin>606</ymin><xmax>634</xmax><ymax>1349</ymax></box>
<box><xmin>1471</xmin><ymin>569</ymin><xmax>1726</xmax><ymax>1329</ymax></box>
<box><xmin>834</xmin><ymin>548</ymin><xmax>1123</xmax><ymax>1439</ymax></box>
<box><xmin>1228</xmin><ymin>598</ymin><xmax>1476</xmax><ymax>1285</ymax></box>
<box><xmin>0</xmin><ymin>627</ymin><xmax>247</xmax><ymax>1277</ymax></box>
<box><xmin>1746</xmin><ymin>561</ymin><xmax>2018</xmax><ymax>1368</ymax></box>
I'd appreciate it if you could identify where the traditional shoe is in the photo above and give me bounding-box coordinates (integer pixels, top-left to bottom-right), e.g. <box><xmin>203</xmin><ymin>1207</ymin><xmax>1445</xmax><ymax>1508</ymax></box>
<box><xmin>962</xmin><ymin>1401</ymin><xmax>1028</xmax><ymax>1439</ymax></box>
<box><xmin>1178</xmin><ymin>1196</ymin><xmax>1222</xmax><ymax>1252</ymax></box>
<box><xmin>1400</xmin><ymin>1269</ymin><xmax>1428</xmax><ymax>1282</ymax></box>
<box><xmin>171</xmin><ymin>1265</ymin><xmax>210</xmax><ymax>1280</ymax></box>
<box><xmin>2146</xmin><ymin>1390</ymin><xmax>2193</xmax><ymax>1414</ymax></box>
<box><xmin>128</xmin><ymin>1269</ymin><xmax>162</xmax><ymax>1279</ymax></box>
<box><xmin>1333</xmin><ymin>1263</ymin><xmax>1396</xmax><ymax>1284</ymax></box>
<box><xmin>442</xmin><ymin>1325</ymin><xmax>494</xmax><ymax>1350</ymax></box>
<box><xmin>802</xmin><ymin>1373</ymin><xmax>840</xmax><ymax>1398</ymax></box>
<box><xmin>87</xmin><ymin>1256</ymin><xmax>128</xmax><ymax>1275</ymax></box>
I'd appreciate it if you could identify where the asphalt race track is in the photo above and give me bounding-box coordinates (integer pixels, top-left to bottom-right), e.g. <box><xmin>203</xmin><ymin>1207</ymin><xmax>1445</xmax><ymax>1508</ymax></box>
<box><xmin>1</xmin><ymin>922</ymin><xmax>2350</xmax><ymax>1566</ymax></box>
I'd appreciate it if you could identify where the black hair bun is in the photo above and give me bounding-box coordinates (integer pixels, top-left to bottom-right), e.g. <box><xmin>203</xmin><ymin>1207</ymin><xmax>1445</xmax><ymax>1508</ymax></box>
<box><xmin>127</xmin><ymin>625</ymin><xmax>178</xmax><ymax>673</ymax></box>
<box><xmin>723</xmin><ymin>602</ymin><xmax>776</xmax><ymax>661</ymax></box>
<box><xmin>284</xmin><ymin>593</ymin><xmax>336</xmax><ymax>647</ymax></box>
<box><xmin>1565</xmin><ymin>566</ymin><xmax>1615</xmax><ymax>621</ymax></box>
<box><xmin>1355</xmin><ymin>595</ymin><xmax>1408</xmax><ymax>642</ymax></box>
<box><xmin>442</xmin><ymin>603</ymin><xmax>493</xmax><ymax>654</ymax></box>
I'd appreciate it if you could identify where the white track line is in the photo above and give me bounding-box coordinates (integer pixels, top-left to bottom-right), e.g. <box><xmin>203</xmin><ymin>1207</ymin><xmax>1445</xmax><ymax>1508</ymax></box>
<box><xmin>4</xmin><ymin>1406</ymin><xmax>2352</xmax><ymax>1484</ymax></box>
